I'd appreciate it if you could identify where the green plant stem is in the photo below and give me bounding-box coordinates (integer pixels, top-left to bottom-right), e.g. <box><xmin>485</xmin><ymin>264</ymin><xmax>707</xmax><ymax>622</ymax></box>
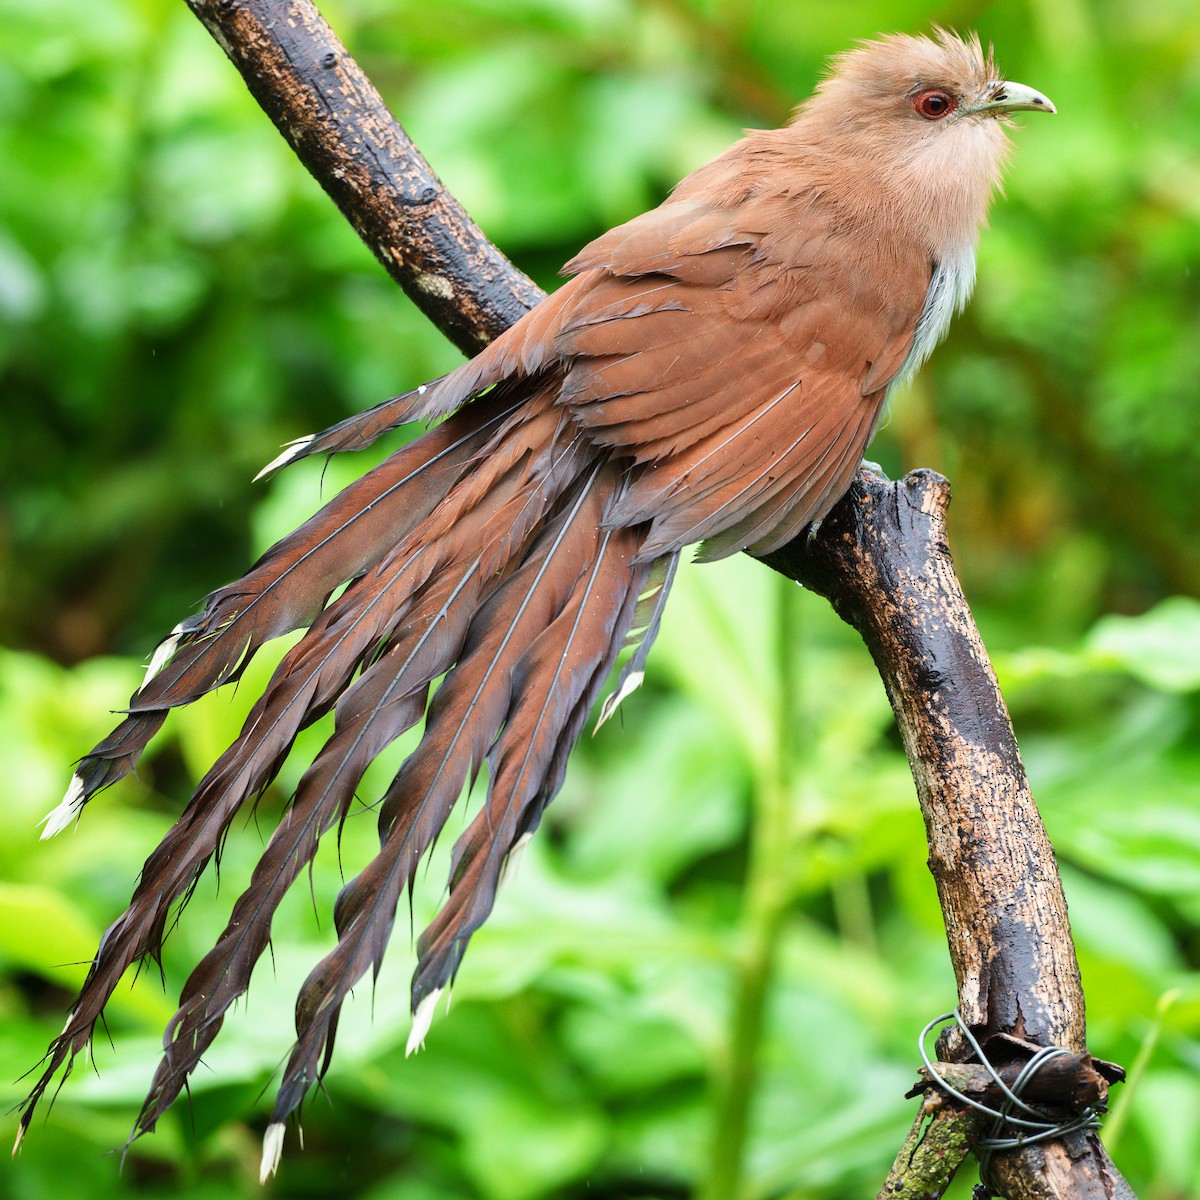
<box><xmin>1103</xmin><ymin>987</ymin><xmax>1179</xmax><ymax>1155</ymax></box>
<box><xmin>700</xmin><ymin>578</ymin><xmax>802</xmax><ymax>1200</ymax></box>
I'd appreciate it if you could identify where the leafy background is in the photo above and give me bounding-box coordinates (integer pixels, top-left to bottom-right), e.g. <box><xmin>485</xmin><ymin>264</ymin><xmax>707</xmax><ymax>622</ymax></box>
<box><xmin>2</xmin><ymin>0</ymin><xmax>1199</xmax><ymax>1197</ymax></box>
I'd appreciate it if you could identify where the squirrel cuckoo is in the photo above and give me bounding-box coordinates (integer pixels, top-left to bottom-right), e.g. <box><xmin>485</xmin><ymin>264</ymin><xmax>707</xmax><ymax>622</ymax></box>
<box><xmin>20</xmin><ymin>30</ymin><xmax>1052</xmax><ymax>1174</ymax></box>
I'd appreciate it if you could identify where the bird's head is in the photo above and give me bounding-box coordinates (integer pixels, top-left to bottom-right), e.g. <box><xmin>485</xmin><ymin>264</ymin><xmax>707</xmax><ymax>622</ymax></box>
<box><xmin>815</xmin><ymin>29</ymin><xmax>1054</xmax><ymax>131</ymax></box>
<box><xmin>796</xmin><ymin>29</ymin><xmax>1054</xmax><ymax>248</ymax></box>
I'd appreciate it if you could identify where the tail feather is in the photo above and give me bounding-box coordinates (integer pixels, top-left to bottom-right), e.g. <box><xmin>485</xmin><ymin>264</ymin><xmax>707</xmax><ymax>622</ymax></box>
<box><xmin>129</xmin><ymin>562</ymin><xmax>488</xmax><ymax>1137</ymax></box>
<box><xmin>123</xmin><ymin>398</ymin><xmax>596</xmax><ymax>1136</ymax></box>
<box><xmin>19</xmin><ymin>387</ymin><xmax>595</xmax><ymax>1144</ymax></box>
<box><xmin>413</xmin><ymin>513</ymin><xmax>648</xmax><ymax>1003</ymax></box>
<box><xmin>255</xmin><ymin>372</ymin><xmax>470</xmax><ymax>472</ymax></box>
<box><xmin>257</xmin><ymin>274</ymin><xmax>595</xmax><ymax>475</ymax></box>
<box><xmin>595</xmin><ymin>550</ymin><xmax>680</xmax><ymax>730</ymax></box>
<box><xmin>46</xmin><ymin>396</ymin><xmax>521</xmax><ymax>837</ymax></box>
<box><xmin>263</xmin><ymin>461</ymin><xmax>644</xmax><ymax>1129</ymax></box>
<box><xmin>23</xmin><ymin>298</ymin><xmax>687</xmax><ymax>1158</ymax></box>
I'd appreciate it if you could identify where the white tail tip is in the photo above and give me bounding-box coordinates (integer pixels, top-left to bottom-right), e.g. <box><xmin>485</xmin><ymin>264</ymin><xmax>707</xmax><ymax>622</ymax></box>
<box><xmin>39</xmin><ymin>774</ymin><xmax>86</xmax><ymax>839</ymax></box>
<box><xmin>594</xmin><ymin>669</ymin><xmax>645</xmax><ymax>733</ymax></box>
<box><xmin>259</xmin><ymin>1122</ymin><xmax>285</xmax><ymax>1183</ymax></box>
<box><xmin>141</xmin><ymin>623</ymin><xmax>185</xmax><ymax>690</ymax></box>
<box><xmin>498</xmin><ymin>833</ymin><xmax>533</xmax><ymax>891</ymax></box>
<box><xmin>253</xmin><ymin>434</ymin><xmax>314</xmax><ymax>482</ymax></box>
<box><xmin>405</xmin><ymin>988</ymin><xmax>442</xmax><ymax>1057</ymax></box>
<box><xmin>12</xmin><ymin>1122</ymin><xmax>25</xmax><ymax>1158</ymax></box>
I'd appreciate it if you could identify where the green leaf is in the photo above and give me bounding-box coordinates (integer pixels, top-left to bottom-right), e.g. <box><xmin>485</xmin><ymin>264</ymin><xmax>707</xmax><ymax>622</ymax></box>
<box><xmin>1087</xmin><ymin>597</ymin><xmax>1200</xmax><ymax>692</ymax></box>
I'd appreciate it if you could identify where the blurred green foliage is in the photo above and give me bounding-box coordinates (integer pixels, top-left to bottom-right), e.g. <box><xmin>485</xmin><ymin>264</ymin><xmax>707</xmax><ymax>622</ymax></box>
<box><xmin>1</xmin><ymin>0</ymin><xmax>1198</xmax><ymax>1197</ymax></box>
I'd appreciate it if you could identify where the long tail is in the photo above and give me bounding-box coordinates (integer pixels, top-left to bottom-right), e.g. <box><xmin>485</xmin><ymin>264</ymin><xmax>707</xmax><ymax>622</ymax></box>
<box><xmin>19</xmin><ymin>371</ymin><xmax>677</xmax><ymax>1165</ymax></box>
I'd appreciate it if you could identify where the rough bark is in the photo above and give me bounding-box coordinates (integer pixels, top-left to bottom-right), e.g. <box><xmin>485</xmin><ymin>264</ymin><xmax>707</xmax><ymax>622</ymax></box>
<box><xmin>183</xmin><ymin>3</ymin><xmax>1135</xmax><ymax>1196</ymax></box>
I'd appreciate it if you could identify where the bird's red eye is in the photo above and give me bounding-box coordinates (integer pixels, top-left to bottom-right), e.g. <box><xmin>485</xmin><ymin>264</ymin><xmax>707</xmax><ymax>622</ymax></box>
<box><xmin>913</xmin><ymin>89</ymin><xmax>956</xmax><ymax>120</ymax></box>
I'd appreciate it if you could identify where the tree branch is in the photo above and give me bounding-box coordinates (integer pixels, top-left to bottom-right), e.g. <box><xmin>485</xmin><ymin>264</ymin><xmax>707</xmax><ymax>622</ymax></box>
<box><xmin>761</xmin><ymin>474</ymin><xmax>1134</xmax><ymax>1198</ymax></box>
<box><xmin>184</xmin><ymin>3</ymin><xmax>1136</xmax><ymax>1196</ymax></box>
<box><xmin>184</xmin><ymin>0</ymin><xmax>544</xmax><ymax>354</ymax></box>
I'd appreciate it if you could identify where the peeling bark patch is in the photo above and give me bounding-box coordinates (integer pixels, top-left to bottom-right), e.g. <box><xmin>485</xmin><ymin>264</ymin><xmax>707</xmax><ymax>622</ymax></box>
<box><xmin>412</xmin><ymin>270</ymin><xmax>454</xmax><ymax>300</ymax></box>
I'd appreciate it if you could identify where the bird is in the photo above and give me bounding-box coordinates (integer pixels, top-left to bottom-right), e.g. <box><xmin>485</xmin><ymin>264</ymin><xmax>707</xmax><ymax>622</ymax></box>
<box><xmin>18</xmin><ymin>29</ymin><xmax>1053</xmax><ymax>1176</ymax></box>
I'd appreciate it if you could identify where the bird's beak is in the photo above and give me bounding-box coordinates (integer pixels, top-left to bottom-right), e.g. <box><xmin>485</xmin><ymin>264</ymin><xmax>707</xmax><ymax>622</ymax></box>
<box><xmin>972</xmin><ymin>81</ymin><xmax>1056</xmax><ymax>117</ymax></box>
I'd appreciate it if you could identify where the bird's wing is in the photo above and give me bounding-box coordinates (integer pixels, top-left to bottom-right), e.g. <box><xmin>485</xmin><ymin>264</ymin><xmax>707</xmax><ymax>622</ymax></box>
<box><xmin>557</xmin><ymin>190</ymin><xmax>930</xmax><ymax>558</ymax></box>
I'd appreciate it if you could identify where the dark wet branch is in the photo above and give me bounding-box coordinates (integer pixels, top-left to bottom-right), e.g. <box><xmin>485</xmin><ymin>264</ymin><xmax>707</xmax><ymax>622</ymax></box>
<box><xmin>185</xmin><ymin>2</ymin><xmax>1135</xmax><ymax>1196</ymax></box>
